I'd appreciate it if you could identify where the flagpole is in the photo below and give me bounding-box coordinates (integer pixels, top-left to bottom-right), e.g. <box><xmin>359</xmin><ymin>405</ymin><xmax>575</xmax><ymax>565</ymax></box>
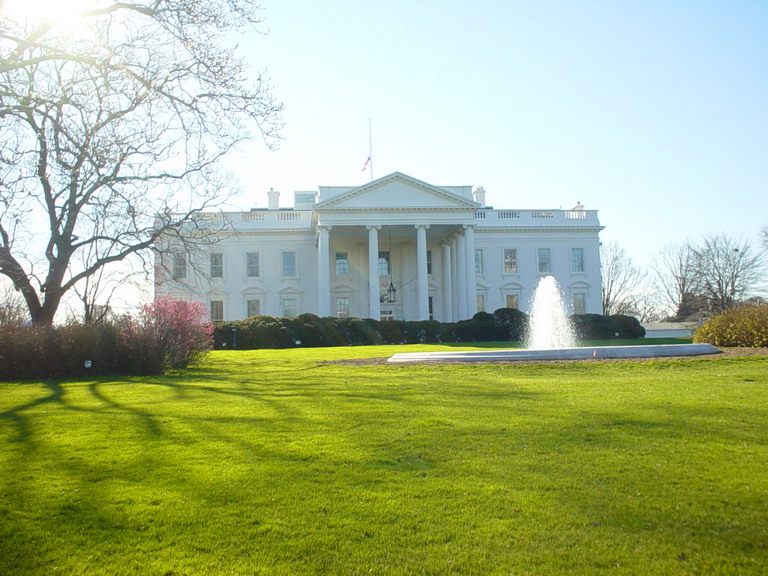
<box><xmin>368</xmin><ymin>118</ymin><xmax>373</xmax><ymax>182</ymax></box>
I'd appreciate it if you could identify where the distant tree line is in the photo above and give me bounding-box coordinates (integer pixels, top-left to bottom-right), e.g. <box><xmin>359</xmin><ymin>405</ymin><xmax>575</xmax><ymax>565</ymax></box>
<box><xmin>601</xmin><ymin>232</ymin><xmax>767</xmax><ymax>322</ymax></box>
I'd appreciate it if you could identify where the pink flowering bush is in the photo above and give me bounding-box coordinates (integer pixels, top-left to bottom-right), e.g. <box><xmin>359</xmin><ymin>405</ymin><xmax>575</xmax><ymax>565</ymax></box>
<box><xmin>123</xmin><ymin>298</ymin><xmax>213</xmax><ymax>372</ymax></box>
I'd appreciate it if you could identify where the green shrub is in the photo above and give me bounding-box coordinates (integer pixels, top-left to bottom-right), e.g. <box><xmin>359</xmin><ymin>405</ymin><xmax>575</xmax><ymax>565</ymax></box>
<box><xmin>377</xmin><ymin>320</ymin><xmax>406</xmax><ymax>345</ymax></box>
<box><xmin>570</xmin><ymin>314</ymin><xmax>645</xmax><ymax>340</ymax></box>
<box><xmin>694</xmin><ymin>304</ymin><xmax>768</xmax><ymax>347</ymax></box>
<box><xmin>354</xmin><ymin>318</ymin><xmax>382</xmax><ymax>345</ymax></box>
<box><xmin>492</xmin><ymin>308</ymin><xmax>528</xmax><ymax>341</ymax></box>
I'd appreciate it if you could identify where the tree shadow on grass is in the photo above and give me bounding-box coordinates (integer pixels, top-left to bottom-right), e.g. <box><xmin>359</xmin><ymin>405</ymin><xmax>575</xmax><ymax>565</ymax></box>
<box><xmin>0</xmin><ymin>381</ymin><xmax>65</xmax><ymax>443</ymax></box>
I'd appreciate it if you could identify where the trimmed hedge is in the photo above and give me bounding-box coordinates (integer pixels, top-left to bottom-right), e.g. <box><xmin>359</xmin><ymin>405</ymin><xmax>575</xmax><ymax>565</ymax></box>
<box><xmin>571</xmin><ymin>314</ymin><xmax>646</xmax><ymax>340</ymax></box>
<box><xmin>694</xmin><ymin>304</ymin><xmax>768</xmax><ymax>347</ymax></box>
<box><xmin>213</xmin><ymin>309</ymin><xmax>645</xmax><ymax>350</ymax></box>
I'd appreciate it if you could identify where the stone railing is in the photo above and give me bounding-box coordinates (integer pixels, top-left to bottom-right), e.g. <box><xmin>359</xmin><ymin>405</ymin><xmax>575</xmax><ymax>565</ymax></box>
<box><xmin>194</xmin><ymin>210</ymin><xmax>313</xmax><ymax>229</ymax></box>
<box><xmin>474</xmin><ymin>209</ymin><xmax>599</xmax><ymax>226</ymax></box>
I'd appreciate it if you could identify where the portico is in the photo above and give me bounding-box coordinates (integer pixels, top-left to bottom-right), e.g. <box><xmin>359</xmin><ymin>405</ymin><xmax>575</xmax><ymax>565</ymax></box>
<box><xmin>313</xmin><ymin>173</ymin><xmax>481</xmax><ymax>321</ymax></box>
<box><xmin>315</xmin><ymin>221</ymin><xmax>478</xmax><ymax>321</ymax></box>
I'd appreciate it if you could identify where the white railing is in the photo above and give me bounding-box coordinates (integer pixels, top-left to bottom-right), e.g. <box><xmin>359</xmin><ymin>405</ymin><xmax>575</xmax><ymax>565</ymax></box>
<box><xmin>193</xmin><ymin>210</ymin><xmax>313</xmax><ymax>229</ymax></box>
<box><xmin>475</xmin><ymin>209</ymin><xmax>599</xmax><ymax>226</ymax></box>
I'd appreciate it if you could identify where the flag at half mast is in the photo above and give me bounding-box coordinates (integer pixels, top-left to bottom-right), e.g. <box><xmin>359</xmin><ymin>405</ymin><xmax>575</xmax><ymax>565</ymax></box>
<box><xmin>361</xmin><ymin>155</ymin><xmax>371</xmax><ymax>171</ymax></box>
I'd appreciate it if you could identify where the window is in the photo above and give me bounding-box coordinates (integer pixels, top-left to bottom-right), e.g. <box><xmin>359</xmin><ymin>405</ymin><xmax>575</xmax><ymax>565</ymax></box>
<box><xmin>281</xmin><ymin>297</ymin><xmax>298</xmax><ymax>317</ymax></box>
<box><xmin>246</xmin><ymin>252</ymin><xmax>260</xmax><ymax>278</ymax></box>
<box><xmin>209</xmin><ymin>300</ymin><xmax>224</xmax><ymax>322</ymax></box>
<box><xmin>335</xmin><ymin>252</ymin><xmax>349</xmax><ymax>276</ymax></box>
<box><xmin>475</xmin><ymin>249</ymin><xmax>484</xmax><ymax>275</ymax></box>
<box><xmin>246</xmin><ymin>298</ymin><xmax>261</xmax><ymax>317</ymax></box>
<box><xmin>476</xmin><ymin>294</ymin><xmax>485</xmax><ymax>313</ymax></box>
<box><xmin>378</xmin><ymin>251</ymin><xmax>390</xmax><ymax>276</ymax></box>
<box><xmin>428</xmin><ymin>296</ymin><xmax>434</xmax><ymax>320</ymax></box>
<box><xmin>503</xmin><ymin>249</ymin><xmax>517</xmax><ymax>274</ymax></box>
<box><xmin>210</xmin><ymin>253</ymin><xmax>223</xmax><ymax>278</ymax></box>
<box><xmin>537</xmin><ymin>248</ymin><xmax>551</xmax><ymax>274</ymax></box>
<box><xmin>282</xmin><ymin>251</ymin><xmax>297</xmax><ymax>278</ymax></box>
<box><xmin>336</xmin><ymin>297</ymin><xmax>350</xmax><ymax>318</ymax></box>
<box><xmin>427</xmin><ymin>250</ymin><xmax>433</xmax><ymax>275</ymax></box>
<box><xmin>172</xmin><ymin>253</ymin><xmax>187</xmax><ymax>280</ymax></box>
<box><xmin>380</xmin><ymin>308</ymin><xmax>395</xmax><ymax>321</ymax></box>
<box><xmin>505</xmin><ymin>294</ymin><xmax>519</xmax><ymax>309</ymax></box>
<box><xmin>571</xmin><ymin>248</ymin><xmax>585</xmax><ymax>273</ymax></box>
<box><xmin>573</xmin><ymin>293</ymin><xmax>586</xmax><ymax>315</ymax></box>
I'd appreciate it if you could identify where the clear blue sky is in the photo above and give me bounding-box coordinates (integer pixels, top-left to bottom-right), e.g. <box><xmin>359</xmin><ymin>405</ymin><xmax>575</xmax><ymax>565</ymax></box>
<box><xmin>229</xmin><ymin>0</ymin><xmax>768</xmax><ymax>267</ymax></box>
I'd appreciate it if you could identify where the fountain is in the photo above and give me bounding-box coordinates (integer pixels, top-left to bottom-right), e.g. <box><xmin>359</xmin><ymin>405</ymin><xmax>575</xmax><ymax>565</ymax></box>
<box><xmin>388</xmin><ymin>276</ymin><xmax>719</xmax><ymax>363</ymax></box>
<box><xmin>525</xmin><ymin>276</ymin><xmax>576</xmax><ymax>349</ymax></box>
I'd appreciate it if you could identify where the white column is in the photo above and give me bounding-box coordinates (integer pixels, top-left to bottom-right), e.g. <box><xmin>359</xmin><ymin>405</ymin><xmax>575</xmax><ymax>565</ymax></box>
<box><xmin>455</xmin><ymin>231</ymin><xmax>467</xmax><ymax>319</ymax></box>
<box><xmin>416</xmin><ymin>224</ymin><xmax>430</xmax><ymax>320</ymax></box>
<box><xmin>317</xmin><ymin>225</ymin><xmax>331</xmax><ymax>316</ymax></box>
<box><xmin>442</xmin><ymin>242</ymin><xmax>452</xmax><ymax>322</ymax></box>
<box><xmin>464</xmin><ymin>224</ymin><xmax>477</xmax><ymax>317</ymax></box>
<box><xmin>450</xmin><ymin>234</ymin><xmax>459</xmax><ymax>320</ymax></box>
<box><xmin>367</xmin><ymin>225</ymin><xmax>381</xmax><ymax>320</ymax></box>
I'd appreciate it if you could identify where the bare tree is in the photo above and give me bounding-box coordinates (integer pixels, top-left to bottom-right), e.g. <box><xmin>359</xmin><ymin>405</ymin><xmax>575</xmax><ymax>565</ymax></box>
<box><xmin>0</xmin><ymin>1</ymin><xmax>282</xmax><ymax>324</ymax></box>
<box><xmin>600</xmin><ymin>241</ymin><xmax>646</xmax><ymax>315</ymax></box>
<box><xmin>0</xmin><ymin>278</ymin><xmax>28</xmax><ymax>327</ymax></box>
<box><xmin>650</xmin><ymin>243</ymin><xmax>703</xmax><ymax>320</ymax></box>
<box><xmin>691</xmin><ymin>234</ymin><xmax>765</xmax><ymax>313</ymax></box>
<box><xmin>619</xmin><ymin>290</ymin><xmax>665</xmax><ymax>323</ymax></box>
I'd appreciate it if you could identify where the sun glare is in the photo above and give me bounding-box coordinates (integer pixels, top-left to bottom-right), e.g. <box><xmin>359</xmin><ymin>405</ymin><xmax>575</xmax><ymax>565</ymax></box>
<box><xmin>2</xmin><ymin>0</ymin><xmax>99</xmax><ymax>26</ymax></box>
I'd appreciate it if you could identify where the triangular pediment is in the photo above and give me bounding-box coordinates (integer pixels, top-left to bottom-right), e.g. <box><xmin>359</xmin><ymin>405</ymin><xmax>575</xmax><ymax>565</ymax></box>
<box><xmin>315</xmin><ymin>172</ymin><xmax>479</xmax><ymax>211</ymax></box>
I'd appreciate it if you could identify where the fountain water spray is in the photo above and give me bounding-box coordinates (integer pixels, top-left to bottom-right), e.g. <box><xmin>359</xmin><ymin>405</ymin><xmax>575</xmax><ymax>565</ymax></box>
<box><xmin>526</xmin><ymin>276</ymin><xmax>577</xmax><ymax>349</ymax></box>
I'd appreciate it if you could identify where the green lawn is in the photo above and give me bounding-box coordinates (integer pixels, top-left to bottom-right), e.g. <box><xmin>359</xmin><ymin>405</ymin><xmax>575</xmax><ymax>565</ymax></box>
<box><xmin>1</xmin><ymin>345</ymin><xmax>767</xmax><ymax>575</ymax></box>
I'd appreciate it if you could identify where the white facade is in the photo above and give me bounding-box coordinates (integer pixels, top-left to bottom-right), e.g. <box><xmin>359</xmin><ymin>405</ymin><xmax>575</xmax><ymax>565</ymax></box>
<box><xmin>155</xmin><ymin>172</ymin><xmax>604</xmax><ymax>321</ymax></box>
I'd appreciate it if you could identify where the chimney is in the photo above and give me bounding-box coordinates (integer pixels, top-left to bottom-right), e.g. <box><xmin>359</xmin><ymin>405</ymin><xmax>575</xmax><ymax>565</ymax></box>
<box><xmin>473</xmin><ymin>186</ymin><xmax>486</xmax><ymax>206</ymax></box>
<box><xmin>267</xmin><ymin>187</ymin><xmax>280</xmax><ymax>210</ymax></box>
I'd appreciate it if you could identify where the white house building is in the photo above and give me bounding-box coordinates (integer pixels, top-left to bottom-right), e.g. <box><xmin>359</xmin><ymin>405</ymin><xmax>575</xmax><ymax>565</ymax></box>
<box><xmin>155</xmin><ymin>172</ymin><xmax>604</xmax><ymax>322</ymax></box>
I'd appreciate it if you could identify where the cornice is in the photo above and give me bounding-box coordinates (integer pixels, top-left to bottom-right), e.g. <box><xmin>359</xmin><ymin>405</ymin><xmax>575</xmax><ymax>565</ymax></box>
<box><xmin>476</xmin><ymin>226</ymin><xmax>606</xmax><ymax>234</ymax></box>
<box><xmin>314</xmin><ymin>206</ymin><xmax>475</xmax><ymax>214</ymax></box>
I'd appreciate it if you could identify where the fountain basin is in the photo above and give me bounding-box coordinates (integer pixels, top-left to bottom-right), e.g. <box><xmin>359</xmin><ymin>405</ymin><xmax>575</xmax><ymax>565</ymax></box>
<box><xmin>387</xmin><ymin>343</ymin><xmax>721</xmax><ymax>363</ymax></box>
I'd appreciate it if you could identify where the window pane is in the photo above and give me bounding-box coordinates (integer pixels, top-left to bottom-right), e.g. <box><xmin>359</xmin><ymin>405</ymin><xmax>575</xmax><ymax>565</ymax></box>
<box><xmin>281</xmin><ymin>297</ymin><xmax>298</xmax><ymax>317</ymax></box>
<box><xmin>537</xmin><ymin>248</ymin><xmax>551</xmax><ymax>274</ymax></box>
<box><xmin>474</xmin><ymin>249</ymin><xmax>484</xmax><ymax>275</ymax></box>
<box><xmin>426</xmin><ymin>250</ymin><xmax>432</xmax><ymax>275</ymax></box>
<box><xmin>505</xmin><ymin>294</ymin><xmax>519</xmax><ymax>309</ymax></box>
<box><xmin>210</xmin><ymin>253</ymin><xmax>223</xmax><ymax>278</ymax></box>
<box><xmin>336</xmin><ymin>297</ymin><xmax>350</xmax><ymax>318</ymax></box>
<box><xmin>335</xmin><ymin>252</ymin><xmax>349</xmax><ymax>276</ymax></box>
<box><xmin>573</xmin><ymin>293</ymin><xmax>586</xmax><ymax>314</ymax></box>
<box><xmin>378</xmin><ymin>251</ymin><xmax>390</xmax><ymax>276</ymax></box>
<box><xmin>246</xmin><ymin>252</ymin><xmax>260</xmax><ymax>277</ymax></box>
<box><xmin>476</xmin><ymin>294</ymin><xmax>485</xmax><ymax>313</ymax></box>
<box><xmin>246</xmin><ymin>299</ymin><xmax>260</xmax><ymax>317</ymax></box>
<box><xmin>209</xmin><ymin>300</ymin><xmax>224</xmax><ymax>321</ymax></box>
<box><xmin>173</xmin><ymin>253</ymin><xmax>187</xmax><ymax>280</ymax></box>
<box><xmin>571</xmin><ymin>248</ymin><xmax>585</xmax><ymax>273</ymax></box>
<box><xmin>503</xmin><ymin>249</ymin><xmax>517</xmax><ymax>274</ymax></box>
<box><xmin>282</xmin><ymin>251</ymin><xmax>297</xmax><ymax>277</ymax></box>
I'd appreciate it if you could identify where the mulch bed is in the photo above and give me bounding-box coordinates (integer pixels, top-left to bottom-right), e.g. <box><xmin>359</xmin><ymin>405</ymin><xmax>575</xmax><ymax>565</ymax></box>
<box><xmin>321</xmin><ymin>347</ymin><xmax>768</xmax><ymax>366</ymax></box>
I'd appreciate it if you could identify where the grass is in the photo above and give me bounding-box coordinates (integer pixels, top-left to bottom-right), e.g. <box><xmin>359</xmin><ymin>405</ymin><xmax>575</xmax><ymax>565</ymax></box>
<box><xmin>1</xmin><ymin>344</ymin><xmax>767</xmax><ymax>575</ymax></box>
